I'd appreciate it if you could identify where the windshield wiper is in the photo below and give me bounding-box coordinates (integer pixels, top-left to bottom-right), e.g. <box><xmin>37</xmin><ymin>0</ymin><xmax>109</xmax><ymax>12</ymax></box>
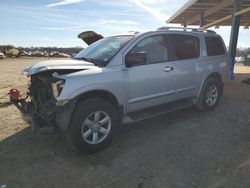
<box><xmin>75</xmin><ymin>57</ymin><xmax>98</xmax><ymax>66</ymax></box>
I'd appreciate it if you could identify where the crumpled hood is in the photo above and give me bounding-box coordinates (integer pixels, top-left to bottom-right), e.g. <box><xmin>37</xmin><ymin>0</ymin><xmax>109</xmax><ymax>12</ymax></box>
<box><xmin>23</xmin><ymin>59</ymin><xmax>95</xmax><ymax>76</ymax></box>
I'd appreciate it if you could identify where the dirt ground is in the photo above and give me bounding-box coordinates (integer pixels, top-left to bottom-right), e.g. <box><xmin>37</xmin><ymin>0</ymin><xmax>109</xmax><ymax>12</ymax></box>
<box><xmin>0</xmin><ymin>57</ymin><xmax>250</xmax><ymax>188</ymax></box>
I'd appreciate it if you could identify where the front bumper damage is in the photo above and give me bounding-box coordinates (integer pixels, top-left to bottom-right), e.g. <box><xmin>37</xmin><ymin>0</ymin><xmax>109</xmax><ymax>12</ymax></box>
<box><xmin>13</xmin><ymin>93</ymin><xmax>76</xmax><ymax>131</ymax></box>
<box><xmin>12</xmin><ymin>73</ymin><xmax>77</xmax><ymax>131</ymax></box>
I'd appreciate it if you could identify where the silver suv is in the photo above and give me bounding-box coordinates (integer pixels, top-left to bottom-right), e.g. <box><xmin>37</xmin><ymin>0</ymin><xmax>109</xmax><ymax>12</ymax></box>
<box><xmin>20</xmin><ymin>27</ymin><xmax>229</xmax><ymax>153</ymax></box>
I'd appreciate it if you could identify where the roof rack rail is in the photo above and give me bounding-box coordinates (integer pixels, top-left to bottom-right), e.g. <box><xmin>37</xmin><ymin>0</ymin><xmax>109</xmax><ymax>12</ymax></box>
<box><xmin>206</xmin><ymin>30</ymin><xmax>216</xmax><ymax>33</ymax></box>
<box><xmin>156</xmin><ymin>26</ymin><xmax>216</xmax><ymax>33</ymax></box>
<box><xmin>128</xmin><ymin>31</ymin><xmax>140</xmax><ymax>35</ymax></box>
<box><xmin>157</xmin><ymin>26</ymin><xmax>200</xmax><ymax>31</ymax></box>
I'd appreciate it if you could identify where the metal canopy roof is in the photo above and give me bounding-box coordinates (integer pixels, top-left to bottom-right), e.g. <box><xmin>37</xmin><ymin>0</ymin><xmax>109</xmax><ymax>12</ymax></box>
<box><xmin>166</xmin><ymin>0</ymin><xmax>250</xmax><ymax>28</ymax></box>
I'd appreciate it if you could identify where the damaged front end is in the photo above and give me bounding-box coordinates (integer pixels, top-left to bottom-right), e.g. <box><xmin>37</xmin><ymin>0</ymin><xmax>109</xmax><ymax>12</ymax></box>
<box><xmin>29</xmin><ymin>72</ymin><xmax>65</xmax><ymax>127</ymax></box>
<box><xmin>14</xmin><ymin>70</ymin><xmax>76</xmax><ymax>131</ymax></box>
<box><xmin>12</xmin><ymin>59</ymin><xmax>96</xmax><ymax>130</ymax></box>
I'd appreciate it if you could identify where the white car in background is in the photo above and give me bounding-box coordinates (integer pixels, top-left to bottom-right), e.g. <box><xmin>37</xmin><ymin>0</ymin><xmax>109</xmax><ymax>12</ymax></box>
<box><xmin>0</xmin><ymin>52</ymin><xmax>5</xmax><ymax>59</ymax></box>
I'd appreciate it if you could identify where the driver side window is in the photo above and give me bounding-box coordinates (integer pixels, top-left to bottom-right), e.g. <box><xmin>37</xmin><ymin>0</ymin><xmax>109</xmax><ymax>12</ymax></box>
<box><xmin>130</xmin><ymin>35</ymin><xmax>169</xmax><ymax>65</ymax></box>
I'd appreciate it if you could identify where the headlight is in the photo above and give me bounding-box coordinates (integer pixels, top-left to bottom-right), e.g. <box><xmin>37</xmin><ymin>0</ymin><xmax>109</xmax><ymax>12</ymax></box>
<box><xmin>51</xmin><ymin>79</ymin><xmax>65</xmax><ymax>98</ymax></box>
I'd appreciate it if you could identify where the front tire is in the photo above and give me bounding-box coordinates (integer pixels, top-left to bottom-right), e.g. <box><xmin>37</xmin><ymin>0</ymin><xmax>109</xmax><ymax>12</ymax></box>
<box><xmin>195</xmin><ymin>78</ymin><xmax>223</xmax><ymax>111</ymax></box>
<box><xmin>68</xmin><ymin>98</ymin><xmax>119</xmax><ymax>154</ymax></box>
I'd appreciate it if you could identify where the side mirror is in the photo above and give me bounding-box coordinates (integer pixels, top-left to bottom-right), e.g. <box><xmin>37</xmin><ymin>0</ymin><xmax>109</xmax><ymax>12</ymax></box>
<box><xmin>125</xmin><ymin>52</ymin><xmax>147</xmax><ymax>67</ymax></box>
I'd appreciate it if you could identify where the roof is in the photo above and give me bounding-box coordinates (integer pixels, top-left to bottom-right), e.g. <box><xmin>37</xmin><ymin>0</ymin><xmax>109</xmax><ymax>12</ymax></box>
<box><xmin>166</xmin><ymin>0</ymin><xmax>250</xmax><ymax>28</ymax></box>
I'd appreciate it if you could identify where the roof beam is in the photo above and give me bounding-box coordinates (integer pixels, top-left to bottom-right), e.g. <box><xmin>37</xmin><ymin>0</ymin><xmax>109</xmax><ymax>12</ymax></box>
<box><xmin>165</xmin><ymin>0</ymin><xmax>198</xmax><ymax>24</ymax></box>
<box><xmin>185</xmin><ymin>0</ymin><xmax>232</xmax><ymax>25</ymax></box>
<box><xmin>201</xmin><ymin>7</ymin><xmax>250</xmax><ymax>29</ymax></box>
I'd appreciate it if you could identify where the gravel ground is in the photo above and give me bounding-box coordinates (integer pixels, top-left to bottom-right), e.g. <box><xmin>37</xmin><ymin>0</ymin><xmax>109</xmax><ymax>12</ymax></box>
<box><xmin>0</xmin><ymin>57</ymin><xmax>250</xmax><ymax>188</ymax></box>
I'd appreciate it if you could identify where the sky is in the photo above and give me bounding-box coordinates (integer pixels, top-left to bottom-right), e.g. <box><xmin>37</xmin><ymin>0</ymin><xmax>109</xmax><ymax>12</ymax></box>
<box><xmin>0</xmin><ymin>0</ymin><xmax>249</xmax><ymax>48</ymax></box>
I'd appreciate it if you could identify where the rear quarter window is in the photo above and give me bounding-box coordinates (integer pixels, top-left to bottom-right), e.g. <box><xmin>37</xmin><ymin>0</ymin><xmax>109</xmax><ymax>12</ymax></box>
<box><xmin>205</xmin><ymin>36</ymin><xmax>225</xmax><ymax>56</ymax></box>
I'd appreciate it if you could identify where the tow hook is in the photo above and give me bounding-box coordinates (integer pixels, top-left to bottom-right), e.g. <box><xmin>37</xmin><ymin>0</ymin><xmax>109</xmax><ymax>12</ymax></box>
<box><xmin>1</xmin><ymin>89</ymin><xmax>55</xmax><ymax>132</ymax></box>
<box><xmin>0</xmin><ymin>88</ymin><xmax>30</xmax><ymax>115</ymax></box>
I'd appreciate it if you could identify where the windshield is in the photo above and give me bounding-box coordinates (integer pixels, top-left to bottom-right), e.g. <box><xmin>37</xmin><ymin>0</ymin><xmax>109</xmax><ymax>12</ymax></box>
<box><xmin>75</xmin><ymin>35</ymin><xmax>134</xmax><ymax>66</ymax></box>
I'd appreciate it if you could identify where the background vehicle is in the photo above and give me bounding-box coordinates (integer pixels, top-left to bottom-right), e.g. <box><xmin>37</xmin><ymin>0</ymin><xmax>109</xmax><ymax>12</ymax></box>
<box><xmin>0</xmin><ymin>51</ymin><xmax>5</xmax><ymax>59</ymax></box>
<box><xmin>6</xmin><ymin>48</ymin><xmax>19</xmax><ymax>57</ymax></box>
<box><xmin>16</xmin><ymin>28</ymin><xmax>229</xmax><ymax>153</ymax></box>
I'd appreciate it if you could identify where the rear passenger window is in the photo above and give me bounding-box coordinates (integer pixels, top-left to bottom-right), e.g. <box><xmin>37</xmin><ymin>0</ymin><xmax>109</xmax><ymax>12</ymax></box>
<box><xmin>205</xmin><ymin>36</ymin><xmax>225</xmax><ymax>56</ymax></box>
<box><xmin>171</xmin><ymin>34</ymin><xmax>200</xmax><ymax>60</ymax></box>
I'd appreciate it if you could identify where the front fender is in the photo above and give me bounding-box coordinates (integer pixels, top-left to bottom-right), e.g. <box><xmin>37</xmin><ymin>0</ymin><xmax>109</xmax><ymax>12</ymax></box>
<box><xmin>61</xmin><ymin>85</ymin><xmax>123</xmax><ymax>106</ymax></box>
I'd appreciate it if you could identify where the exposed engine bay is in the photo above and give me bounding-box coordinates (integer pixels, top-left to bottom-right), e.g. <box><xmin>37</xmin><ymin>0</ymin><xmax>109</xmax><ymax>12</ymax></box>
<box><xmin>13</xmin><ymin>70</ymin><xmax>80</xmax><ymax>130</ymax></box>
<box><xmin>29</xmin><ymin>71</ymin><xmax>63</xmax><ymax>126</ymax></box>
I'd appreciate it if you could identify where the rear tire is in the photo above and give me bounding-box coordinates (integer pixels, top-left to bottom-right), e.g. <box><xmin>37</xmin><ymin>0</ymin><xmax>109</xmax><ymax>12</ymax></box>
<box><xmin>68</xmin><ymin>98</ymin><xmax>119</xmax><ymax>154</ymax></box>
<box><xmin>195</xmin><ymin>78</ymin><xmax>223</xmax><ymax>112</ymax></box>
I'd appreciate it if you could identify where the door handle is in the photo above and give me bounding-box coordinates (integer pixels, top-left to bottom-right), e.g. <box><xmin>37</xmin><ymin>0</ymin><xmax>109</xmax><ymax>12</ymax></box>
<box><xmin>164</xmin><ymin>66</ymin><xmax>174</xmax><ymax>72</ymax></box>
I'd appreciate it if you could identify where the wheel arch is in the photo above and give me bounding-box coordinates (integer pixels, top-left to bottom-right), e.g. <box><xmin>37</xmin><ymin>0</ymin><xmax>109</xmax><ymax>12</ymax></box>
<box><xmin>207</xmin><ymin>72</ymin><xmax>222</xmax><ymax>82</ymax></box>
<box><xmin>57</xmin><ymin>89</ymin><xmax>123</xmax><ymax>131</ymax></box>
<box><xmin>76</xmin><ymin>90</ymin><xmax>123</xmax><ymax>115</ymax></box>
<box><xmin>197</xmin><ymin>72</ymin><xmax>223</xmax><ymax>99</ymax></box>
<box><xmin>195</xmin><ymin>72</ymin><xmax>223</xmax><ymax>111</ymax></box>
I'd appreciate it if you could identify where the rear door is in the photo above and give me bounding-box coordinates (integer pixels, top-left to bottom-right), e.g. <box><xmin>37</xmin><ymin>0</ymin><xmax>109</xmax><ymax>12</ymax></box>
<box><xmin>169</xmin><ymin>34</ymin><xmax>202</xmax><ymax>99</ymax></box>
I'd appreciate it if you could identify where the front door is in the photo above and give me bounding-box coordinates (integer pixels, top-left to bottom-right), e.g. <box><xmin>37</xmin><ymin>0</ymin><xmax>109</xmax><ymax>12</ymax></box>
<box><xmin>125</xmin><ymin>34</ymin><xmax>176</xmax><ymax>112</ymax></box>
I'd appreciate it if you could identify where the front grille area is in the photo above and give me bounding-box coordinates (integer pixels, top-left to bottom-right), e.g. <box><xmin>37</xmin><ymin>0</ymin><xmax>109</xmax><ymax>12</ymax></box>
<box><xmin>29</xmin><ymin>74</ymin><xmax>58</xmax><ymax>122</ymax></box>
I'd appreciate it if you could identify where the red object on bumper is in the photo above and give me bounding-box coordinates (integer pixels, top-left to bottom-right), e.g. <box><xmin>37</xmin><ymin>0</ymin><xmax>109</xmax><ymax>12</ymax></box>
<box><xmin>9</xmin><ymin>89</ymin><xmax>21</xmax><ymax>101</ymax></box>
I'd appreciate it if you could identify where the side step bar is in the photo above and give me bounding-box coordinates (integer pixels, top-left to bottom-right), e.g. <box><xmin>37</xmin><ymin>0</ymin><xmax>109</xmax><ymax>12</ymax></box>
<box><xmin>123</xmin><ymin>98</ymin><xmax>195</xmax><ymax>124</ymax></box>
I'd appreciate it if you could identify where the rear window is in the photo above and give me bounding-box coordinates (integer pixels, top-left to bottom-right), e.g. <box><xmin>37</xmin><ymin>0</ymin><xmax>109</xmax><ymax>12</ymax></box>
<box><xmin>171</xmin><ymin>34</ymin><xmax>200</xmax><ymax>60</ymax></box>
<box><xmin>205</xmin><ymin>36</ymin><xmax>225</xmax><ymax>56</ymax></box>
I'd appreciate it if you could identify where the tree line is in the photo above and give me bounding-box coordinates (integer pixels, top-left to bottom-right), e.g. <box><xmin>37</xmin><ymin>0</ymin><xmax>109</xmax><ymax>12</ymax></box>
<box><xmin>0</xmin><ymin>45</ymin><xmax>83</xmax><ymax>55</ymax></box>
